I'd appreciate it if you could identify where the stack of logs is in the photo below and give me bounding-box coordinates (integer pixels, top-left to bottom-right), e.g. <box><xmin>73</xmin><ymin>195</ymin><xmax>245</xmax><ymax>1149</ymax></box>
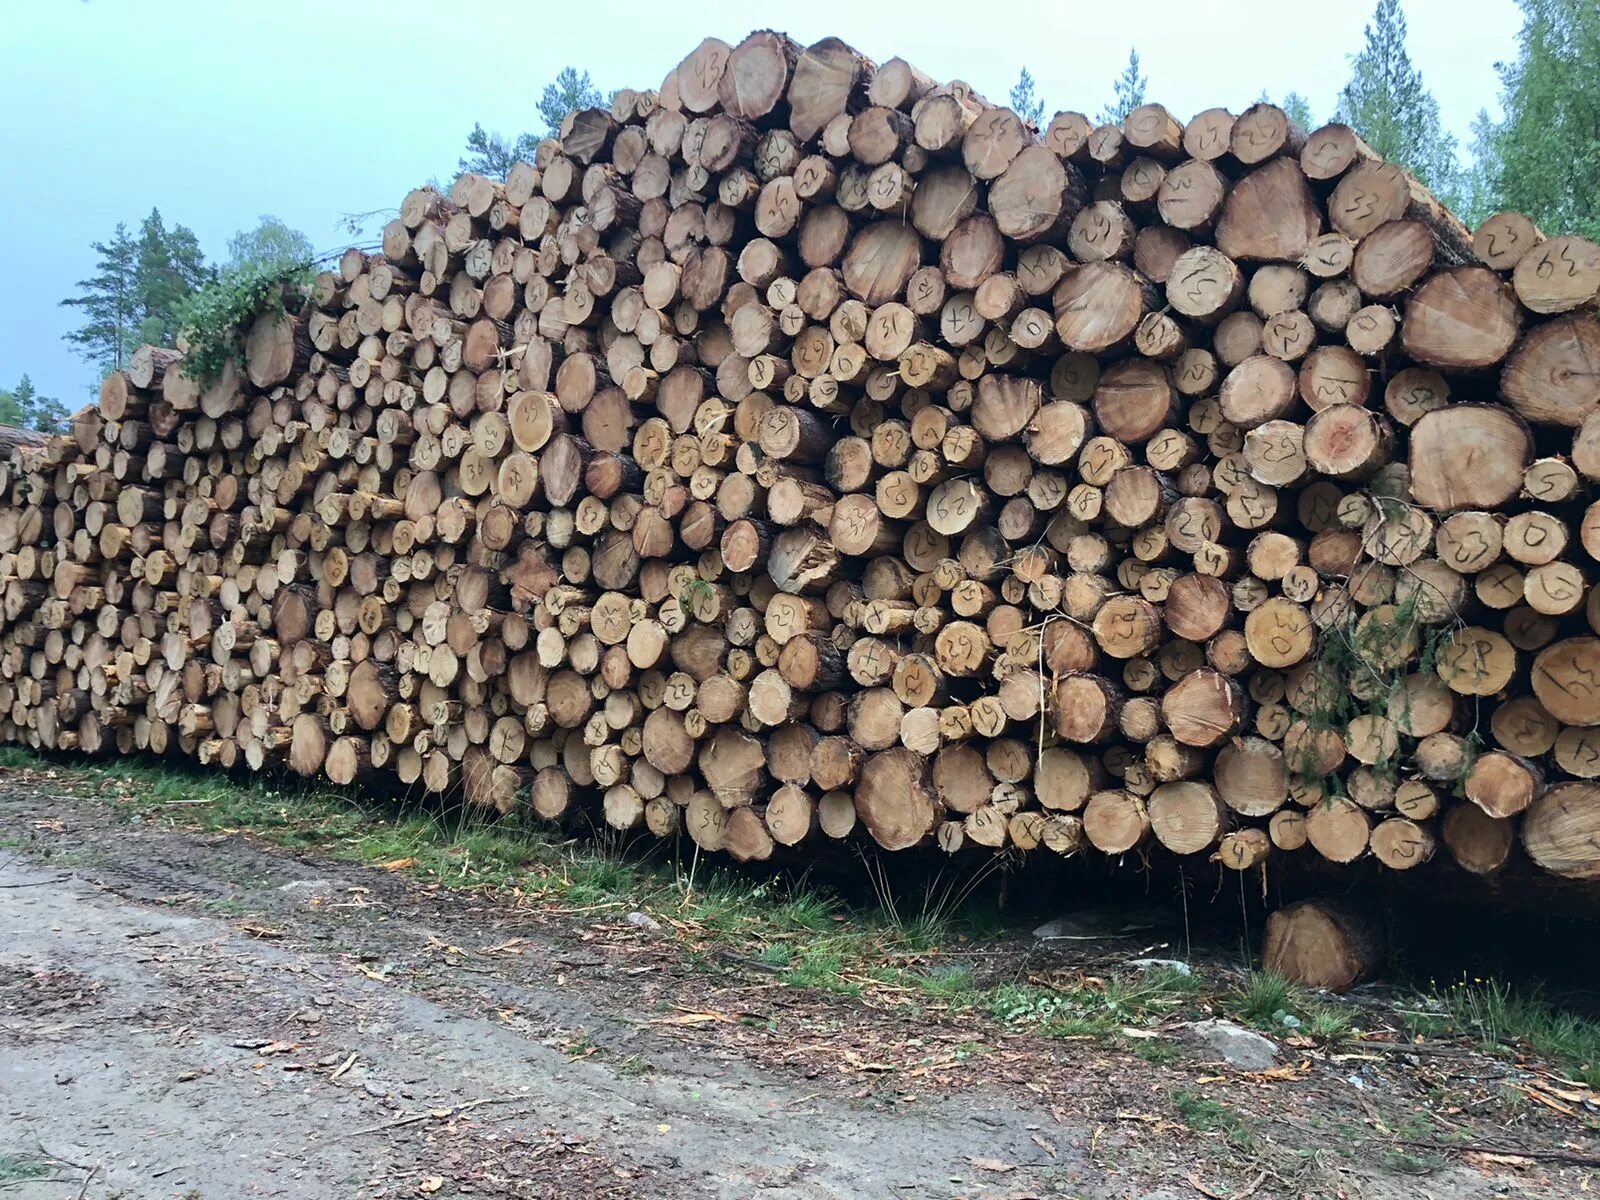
<box><xmin>7</xmin><ymin>29</ymin><xmax>1600</xmax><ymax>885</ymax></box>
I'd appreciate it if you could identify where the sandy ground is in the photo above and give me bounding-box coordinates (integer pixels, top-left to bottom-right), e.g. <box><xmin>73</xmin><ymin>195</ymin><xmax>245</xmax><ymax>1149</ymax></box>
<box><xmin>2</xmin><ymin>776</ymin><xmax>1595</xmax><ymax>1199</ymax></box>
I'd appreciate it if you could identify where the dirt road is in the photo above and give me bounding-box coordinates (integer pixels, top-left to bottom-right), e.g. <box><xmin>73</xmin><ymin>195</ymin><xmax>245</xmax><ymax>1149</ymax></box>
<box><xmin>0</xmin><ymin>774</ymin><xmax>1590</xmax><ymax>1198</ymax></box>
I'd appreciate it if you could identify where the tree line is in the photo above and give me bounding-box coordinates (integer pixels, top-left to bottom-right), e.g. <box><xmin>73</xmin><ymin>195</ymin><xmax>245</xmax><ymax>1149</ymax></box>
<box><xmin>1011</xmin><ymin>0</ymin><xmax>1596</xmax><ymax>236</ymax></box>
<box><xmin>38</xmin><ymin>212</ymin><xmax>317</xmax><ymax>433</ymax></box>
<box><xmin>41</xmin><ymin>1</ymin><xmax>1596</xmax><ymax>433</ymax></box>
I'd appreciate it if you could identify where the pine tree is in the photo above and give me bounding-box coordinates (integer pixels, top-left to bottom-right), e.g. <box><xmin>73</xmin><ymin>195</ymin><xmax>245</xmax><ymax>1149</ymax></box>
<box><xmin>1490</xmin><ymin>0</ymin><xmax>1600</xmax><ymax>239</ymax></box>
<box><xmin>0</xmin><ymin>375</ymin><xmax>69</xmax><ymax>433</ymax></box>
<box><xmin>134</xmin><ymin>209</ymin><xmax>211</xmax><ymax>349</ymax></box>
<box><xmin>457</xmin><ymin>123</ymin><xmax>542</xmax><ymax>180</ymax></box>
<box><xmin>1098</xmin><ymin>49</ymin><xmax>1147</xmax><ymax>126</ymax></box>
<box><xmin>538</xmin><ymin>67</ymin><xmax>606</xmax><ymax>139</ymax></box>
<box><xmin>59</xmin><ymin>223</ymin><xmax>139</xmax><ymax>373</ymax></box>
<box><xmin>1280</xmin><ymin>92</ymin><xmax>1316</xmax><ymax>131</ymax></box>
<box><xmin>1337</xmin><ymin>0</ymin><xmax>1462</xmax><ymax>204</ymax></box>
<box><xmin>1010</xmin><ymin>68</ymin><xmax>1045</xmax><ymax>127</ymax></box>
<box><xmin>454</xmin><ymin>67</ymin><xmax>611</xmax><ymax>183</ymax></box>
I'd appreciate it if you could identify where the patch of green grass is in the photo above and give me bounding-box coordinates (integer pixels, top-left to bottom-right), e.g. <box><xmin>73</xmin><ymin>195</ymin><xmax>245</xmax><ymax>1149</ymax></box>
<box><xmin>677</xmin><ymin>870</ymin><xmax>767</xmax><ymax>932</ymax></box>
<box><xmin>755</xmin><ymin>943</ymin><xmax>794</xmax><ymax>968</ymax></box>
<box><xmin>0</xmin><ymin>1152</ymin><xmax>53</xmax><ymax>1182</ymax></box>
<box><xmin>0</xmin><ymin>746</ymin><xmax>43</xmax><ymax>769</ymax></box>
<box><xmin>617</xmin><ymin>1053</ymin><xmax>653</xmax><ymax>1077</ymax></box>
<box><xmin>1302</xmin><ymin>1004</ymin><xmax>1354</xmax><ymax>1041</ymax></box>
<box><xmin>561</xmin><ymin>1032</ymin><xmax>599</xmax><ymax>1057</ymax></box>
<box><xmin>1230</xmin><ymin>970</ymin><xmax>1354</xmax><ymax>1042</ymax></box>
<box><xmin>1407</xmin><ymin>978</ymin><xmax>1600</xmax><ymax>1087</ymax></box>
<box><xmin>1044</xmin><ymin>1015</ymin><xmax>1112</xmax><ymax>1038</ymax></box>
<box><xmin>775</xmin><ymin>887</ymin><xmax>840</xmax><ymax>932</ymax></box>
<box><xmin>859</xmin><ymin>853</ymin><xmax>999</xmax><ymax>952</ymax></box>
<box><xmin>918</xmin><ymin>964</ymin><xmax>976</xmax><ymax>1002</ymax></box>
<box><xmin>565</xmin><ymin>857</ymin><xmax>634</xmax><ymax>904</ymax></box>
<box><xmin>1133</xmin><ymin>1039</ymin><xmax>1181</xmax><ymax>1064</ymax></box>
<box><xmin>1381</xmin><ymin>1149</ymin><xmax>1447</xmax><ymax>1175</ymax></box>
<box><xmin>985</xmin><ymin>966</ymin><xmax>1201</xmax><ymax>1040</ymax></box>
<box><xmin>781</xmin><ymin>946</ymin><xmax>861</xmax><ymax>996</ymax></box>
<box><xmin>1233</xmin><ymin>970</ymin><xmax>1296</xmax><ymax>1026</ymax></box>
<box><xmin>1171</xmin><ymin>1089</ymin><xmax>1255</xmax><ymax>1150</ymax></box>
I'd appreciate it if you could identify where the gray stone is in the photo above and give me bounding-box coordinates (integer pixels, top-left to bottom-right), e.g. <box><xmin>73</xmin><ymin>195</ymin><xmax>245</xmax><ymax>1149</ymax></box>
<box><xmin>1128</xmin><ymin>957</ymin><xmax>1191</xmax><ymax>975</ymax></box>
<box><xmin>626</xmin><ymin>911</ymin><xmax>661</xmax><ymax>931</ymax></box>
<box><xmin>1185</xmin><ymin>1019</ymin><xmax>1280</xmax><ymax>1070</ymax></box>
<box><xmin>277</xmin><ymin>879</ymin><xmax>335</xmax><ymax>903</ymax></box>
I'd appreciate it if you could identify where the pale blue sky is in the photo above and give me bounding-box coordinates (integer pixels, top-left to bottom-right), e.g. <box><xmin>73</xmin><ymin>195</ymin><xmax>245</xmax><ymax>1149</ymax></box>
<box><xmin>1</xmin><ymin>0</ymin><xmax>1521</xmax><ymax>405</ymax></box>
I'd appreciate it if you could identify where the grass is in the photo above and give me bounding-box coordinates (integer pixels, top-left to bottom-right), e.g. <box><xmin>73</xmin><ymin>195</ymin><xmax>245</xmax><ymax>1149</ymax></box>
<box><xmin>1381</xmin><ymin>1149</ymin><xmax>1448</xmax><ymax>1175</ymax></box>
<box><xmin>12</xmin><ymin>747</ymin><xmax>1600</xmax><ymax>1093</ymax></box>
<box><xmin>1171</xmin><ymin>1089</ymin><xmax>1256</xmax><ymax>1150</ymax></box>
<box><xmin>0</xmin><ymin>1153</ymin><xmax>52</xmax><ymax>1183</ymax></box>
<box><xmin>782</xmin><ymin>947</ymin><xmax>861</xmax><ymax>996</ymax></box>
<box><xmin>1232</xmin><ymin>970</ymin><xmax>1295</xmax><ymax>1026</ymax></box>
<box><xmin>1134</xmin><ymin>1039</ymin><xmax>1182</xmax><ymax>1064</ymax></box>
<box><xmin>6</xmin><ymin>751</ymin><xmax>979</xmax><ymax>1001</ymax></box>
<box><xmin>1230</xmin><ymin>970</ymin><xmax>1354</xmax><ymax>1041</ymax></box>
<box><xmin>985</xmin><ymin>965</ymin><xmax>1203</xmax><ymax>1038</ymax></box>
<box><xmin>1404</xmin><ymin>977</ymin><xmax>1600</xmax><ymax>1087</ymax></box>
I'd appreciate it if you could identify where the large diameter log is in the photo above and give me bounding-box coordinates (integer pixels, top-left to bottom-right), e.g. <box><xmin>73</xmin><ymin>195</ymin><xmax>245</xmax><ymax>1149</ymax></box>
<box><xmin>1401</xmin><ymin>267</ymin><xmax>1521</xmax><ymax>371</ymax></box>
<box><xmin>1160</xmin><ymin>669</ymin><xmax>1241</xmax><ymax>747</ymax></box>
<box><xmin>720</xmin><ymin>30</ymin><xmax>799</xmax><ymax>119</ymax></box>
<box><xmin>1262</xmin><ymin>900</ymin><xmax>1380</xmax><ymax>993</ymax></box>
<box><xmin>1499</xmin><ymin>314</ymin><xmax>1600</xmax><ymax>428</ymax></box>
<box><xmin>856</xmin><ymin>747</ymin><xmax>936</xmax><ymax>850</ymax></box>
<box><xmin>1214</xmin><ymin>160</ymin><xmax>1321</xmax><ymax>263</ymax></box>
<box><xmin>842</xmin><ymin>221</ymin><xmax>921</xmax><ymax>304</ymax></box>
<box><xmin>674</xmin><ymin>37</ymin><xmax>733</xmax><ymax>112</ymax></box>
<box><xmin>1408</xmin><ymin>406</ymin><xmax>1531</xmax><ymax>511</ymax></box>
<box><xmin>1532</xmin><ymin>638</ymin><xmax>1600</xmax><ymax>726</ymax></box>
<box><xmin>1441</xmin><ymin>805</ymin><xmax>1514</xmax><ymax>875</ymax></box>
<box><xmin>1147</xmin><ymin>781</ymin><xmax>1226</xmax><ymax>855</ymax></box>
<box><xmin>989</xmin><ymin>146</ymin><xmax>1085</xmax><ymax>243</ymax></box>
<box><xmin>1521</xmin><ymin>783</ymin><xmax>1600</xmax><ymax>879</ymax></box>
<box><xmin>1305</xmin><ymin>795</ymin><xmax>1371</xmax><ymax>863</ymax></box>
<box><xmin>699</xmin><ymin>726</ymin><xmax>767</xmax><ymax>808</ymax></box>
<box><xmin>787</xmin><ymin>37</ymin><xmax>871</xmax><ymax>144</ymax></box>
<box><xmin>1054</xmin><ymin>262</ymin><xmax>1153</xmax><ymax>353</ymax></box>
<box><xmin>245</xmin><ymin>309</ymin><xmax>307</xmax><ymax>389</ymax></box>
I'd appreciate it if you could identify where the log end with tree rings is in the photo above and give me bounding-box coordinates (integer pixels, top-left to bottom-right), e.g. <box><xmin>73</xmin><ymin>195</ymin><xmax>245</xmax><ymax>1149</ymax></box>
<box><xmin>1262</xmin><ymin>900</ymin><xmax>1379</xmax><ymax>992</ymax></box>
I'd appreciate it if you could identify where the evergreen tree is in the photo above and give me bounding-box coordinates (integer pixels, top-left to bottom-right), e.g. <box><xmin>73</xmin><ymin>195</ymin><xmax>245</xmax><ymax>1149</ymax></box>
<box><xmin>1280</xmin><ymin>91</ymin><xmax>1316</xmax><ymax>131</ymax></box>
<box><xmin>134</xmin><ymin>209</ymin><xmax>211</xmax><ymax>349</ymax></box>
<box><xmin>64</xmin><ymin>210</ymin><xmax>212</xmax><ymax>373</ymax></box>
<box><xmin>227</xmin><ymin>215</ymin><xmax>314</xmax><ymax>272</ymax></box>
<box><xmin>1490</xmin><ymin>0</ymin><xmax>1600</xmax><ymax>239</ymax></box>
<box><xmin>0</xmin><ymin>375</ymin><xmax>69</xmax><ymax>433</ymax></box>
<box><xmin>538</xmin><ymin>67</ymin><xmax>606</xmax><ymax>139</ymax></box>
<box><xmin>457</xmin><ymin>123</ymin><xmax>542</xmax><ymax>181</ymax></box>
<box><xmin>59</xmin><ymin>223</ymin><xmax>139</xmax><ymax>373</ymax></box>
<box><xmin>1098</xmin><ymin>49</ymin><xmax>1147</xmax><ymax>126</ymax></box>
<box><xmin>1010</xmin><ymin>68</ymin><xmax>1045</xmax><ymax>127</ymax></box>
<box><xmin>454</xmin><ymin>68</ymin><xmax>612</xmax><ymax>182</ymax></box>
<box><xmin>1337</xmin><ymin>0</ymin><xmax>1462</xmax><ymax>204</ymax></box>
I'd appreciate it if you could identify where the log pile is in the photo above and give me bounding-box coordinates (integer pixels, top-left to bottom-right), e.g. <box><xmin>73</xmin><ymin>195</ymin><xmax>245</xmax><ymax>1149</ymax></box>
<box><xmin>6</xmin><ymin>30</ymin><xmax>1600</xmax><ymax>884</ymax></box>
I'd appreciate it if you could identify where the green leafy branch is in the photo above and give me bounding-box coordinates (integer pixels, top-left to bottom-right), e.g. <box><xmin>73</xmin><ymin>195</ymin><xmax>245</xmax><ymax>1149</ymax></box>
<box><xmin>175</xmin><ymin>257</ymin><xmax>315</xmax><ymax>386</ymax></box>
